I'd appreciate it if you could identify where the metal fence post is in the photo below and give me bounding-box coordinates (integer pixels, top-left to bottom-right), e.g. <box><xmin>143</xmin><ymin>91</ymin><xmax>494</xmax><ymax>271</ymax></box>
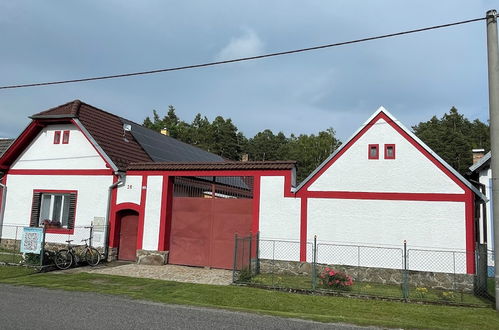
<box><xmin>248</xmin><ymin>233</ymin><xmax>253</xmax><ymax>275</ymax></box>
<box><xmin>312</xmin><ymin>235</ymin><xmax>317</xmax><ymax>290</ymax></box>
<box><xmin>403</xmin><ymin>240</ymin><xmax>409</xmax><ymax>300</ymax></box>
<box><xmin>39</xmin><ymin>226</ymin><xmax>46</xmax><ymax>267</ymax></box>
<box><xmin>232</xmin><ymin>233</ymin><xmax>238</xmax><ymax>283</ymax></box>
<box><xmin>255</xmin><ymin>231</ymin><xmax>260</xmax><ymax>275</ymax></box>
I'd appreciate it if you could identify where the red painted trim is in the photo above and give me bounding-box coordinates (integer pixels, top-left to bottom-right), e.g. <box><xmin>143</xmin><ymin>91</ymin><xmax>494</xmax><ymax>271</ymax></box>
<box><xmin>70</xmin><ymin>119</ymin><xmax>115</xmax><ymax>171</ymax></box>
<box><xmin>108</xmin><ymin>176</ymin><xmax>119</xmax><ymax>248</ymax></box>
<box><xmin>62</xmin><ymin>130</ymin><xmax>70</xmax><ymax>144</ymax></box>
<box><xmin>136</xmin><ymin>175</ymin><xmax>147</xmax><ymax>250</ymax></box>
<box><xmin>34</xmin><ymin>189</ymin><xmax>78</xmax><ymax>234</ymax></box>
<box><xmin>384</xmin><ymin>144</ymin><xmax>396</xmax><ymax>160</ymax></box>
<box><xmin>157</xmin><ymin>176</ymin><xmax>173</xmax><ymax>251</ymax></box>
<box><xmin>126</xmin><ymin>170</ymin><xmax>291</xmax><ymax>177</ymax></box>
<box><xmin>299</xmin><ymin>198</ymin><xmax>307</xmax><ymax>262</ymax></box>
<box><xmin>305</xmin><ymin>191</ymin><xmax>467</xmax><ymax>202</ymax></box>
<box><xmin>0</xmin><ymin>175</ymin><xmax>6</xmax><ymax>217</ymax></box>
<box><xmin>465</xmin><ymin>191</ymin><xmax>475</xmax><ymax>274</ymax></box>
<box><xmin>298</xmin><ymin>112</ymin><xmax>470</xmax><ymax>194</ymax></box>
<box><xmin>0</xmin><ymin>121</ymin><xmax>44</xmax><ymax>167</ymax></box>
<box><xmin>251</xmin><ymin>175</ymin><xmax>261</xmax><ymax>234</ymax></box>
<box><xmin>283</xmin><ymin>171</ymin><xmax>295</xmax><ymax>197</ymax></box>
<box><xmin>34</xmin><ymin>189</ymin><xmax>77</xmax><ymax>194</ymax></box>
<box><xmin>53</xmin><ymin>131</ymin><xmax>61</xmax><ymax>144</ymax></box>
<box><xmin>45</xmin><ymin>228</ymin><xmax>74</xmax><ymax>235</ymax></box>
<box><xmin>368</xmin><ymin>144</ymin><xmax>379</xmax><ymax>160</ymax></box>
<box><xmin>8</xmin><ymin>169</ymin><xmax>113</xmax><ymax>176</ymax></box>
<box><xmin>115</xmin><ymin>202</ymin><xmax>140</xmax><ymax>213</ymax></box>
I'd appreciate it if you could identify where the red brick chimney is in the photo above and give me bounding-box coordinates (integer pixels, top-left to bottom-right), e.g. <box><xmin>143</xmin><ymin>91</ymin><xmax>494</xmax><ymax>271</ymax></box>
<box><xmin>472</xmin><ymin>149</ymin><xmax>485</xmax><ymax>164</ymax></box>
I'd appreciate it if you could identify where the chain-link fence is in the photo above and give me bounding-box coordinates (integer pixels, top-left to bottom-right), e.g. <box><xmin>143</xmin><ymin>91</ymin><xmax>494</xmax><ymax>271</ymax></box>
<box><xmin>235</xmin><ymin>235</ymin><xmax>494</xmax><ymax>307</ymax></box>
<box><xmin>0</xmin><ymin>224</ymin><xmax>106</xmax><ymax>267</ymax></box>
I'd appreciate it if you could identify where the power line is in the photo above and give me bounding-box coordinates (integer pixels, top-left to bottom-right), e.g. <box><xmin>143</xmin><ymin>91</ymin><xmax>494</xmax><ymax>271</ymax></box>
<box><xmin>0</xmin><ymin>16</ymin><xmax>487</xmax><ymax>90</ymax></box>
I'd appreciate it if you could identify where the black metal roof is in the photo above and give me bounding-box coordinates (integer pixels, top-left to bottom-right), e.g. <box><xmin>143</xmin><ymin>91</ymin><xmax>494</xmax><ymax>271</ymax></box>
<box><xmin>122</xmin><ymin>119</ymin><xmax>224</xmax><ymax>163</ymax></box>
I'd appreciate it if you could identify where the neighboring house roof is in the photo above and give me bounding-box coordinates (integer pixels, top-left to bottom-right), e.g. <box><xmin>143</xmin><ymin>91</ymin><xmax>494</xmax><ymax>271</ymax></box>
<box><xmin>295</xmin><ymin>106</ymin><xmax>487</xmax><ymax>202</ymax></box>
<box><xmin>28</xmin><ymin>100</ymin><xmax>224</xmax><ymax>170</ymax></box>
<box><xmin>0</xmin><ymin>139</ymin><xmax>14</xmax><ymax>157</ymax></box>
<box><xmin>469</xmin><ymin>151</ymin><xmax>491</xmax><ymax>173</ymax></box>
<box><xmin>128</xmin><ymin>161</ymin><xmax>296</xmax><ymax>171</ymax></box>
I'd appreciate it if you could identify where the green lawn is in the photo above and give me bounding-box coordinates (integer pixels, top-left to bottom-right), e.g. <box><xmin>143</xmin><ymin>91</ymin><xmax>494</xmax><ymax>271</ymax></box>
<box><xmin>0</xmin><ymin>252</ymin><xmax>23</xmax><ymax>264</ymax></box>
<box><xmin>249</xmin><ymin>273</ymin><xmax>491</xmax><ymax>306</ymax></box>
<box><xmin>0</xmin><ymin>266</ymin><xmax>499</xmax><ymax>329</ymax></box>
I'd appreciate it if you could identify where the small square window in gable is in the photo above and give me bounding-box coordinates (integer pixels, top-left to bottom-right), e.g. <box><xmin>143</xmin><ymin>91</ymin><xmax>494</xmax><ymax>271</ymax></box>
<box><xmin>53</xmin><ymin>131</ymin><xmax>61</xmax><ymax>144</ymax></box>
<box><xmin>368</xmin><ymin>144</ymin><xmax>379</xmax><ymax>159</ymax></box>
<box><xmin>385</xmin><ymin>144</ymin><xmax>396</xmax><ymax>159</ymax></box>
<box><xmin>62</xmin><ymin>130</ymin><xmax>70</xmax><ymax>144</ymax></box>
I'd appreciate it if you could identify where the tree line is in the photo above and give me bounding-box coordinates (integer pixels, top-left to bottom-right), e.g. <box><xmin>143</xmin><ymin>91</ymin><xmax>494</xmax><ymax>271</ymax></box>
<box><xmin>143</xmin><ymin>106</ymin><xmax>489</xmax><ymax>183</ymax></box>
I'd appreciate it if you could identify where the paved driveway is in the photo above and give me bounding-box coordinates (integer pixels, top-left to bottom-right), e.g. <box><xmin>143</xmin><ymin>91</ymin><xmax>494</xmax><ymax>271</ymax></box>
<box><xmin>0</xmin><ymin>285</ymin><xmax>374</xmax><ymax>330</ymax></box>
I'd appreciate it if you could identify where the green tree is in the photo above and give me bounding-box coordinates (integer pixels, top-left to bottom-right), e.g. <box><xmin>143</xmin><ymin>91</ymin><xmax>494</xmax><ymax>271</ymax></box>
<box><xmin>288</xmin><ymin>128</ymin><xmax>341</xmax><ymax>183</ymax></box>
<box><xmin>412</xmin><ymin>107</ymin><xmax>489</xmax><ymax>173</ymax></box>
<box><xmin>246</xmin><ymin>130</ymin><xmax>289</xmax><ymax>161</ymax></box>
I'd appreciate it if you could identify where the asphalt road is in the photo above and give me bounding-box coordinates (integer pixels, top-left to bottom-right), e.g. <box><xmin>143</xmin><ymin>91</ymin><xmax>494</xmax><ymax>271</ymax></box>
<box><xmin>0</xmin><ymin>284</ymin><xmax>374</xmax><ymax>330</ymax></box>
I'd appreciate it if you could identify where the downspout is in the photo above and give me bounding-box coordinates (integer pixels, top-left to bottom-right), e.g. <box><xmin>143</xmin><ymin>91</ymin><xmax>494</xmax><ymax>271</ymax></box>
<box><xmin>0</xmin><ymin>172</ymin><xmax>6</xmax><ymax>240</ymax></box>
<box><xmin>104</xmin><ymin>171</ymin><xmax>125</xmax><ymax>260</ymax></box>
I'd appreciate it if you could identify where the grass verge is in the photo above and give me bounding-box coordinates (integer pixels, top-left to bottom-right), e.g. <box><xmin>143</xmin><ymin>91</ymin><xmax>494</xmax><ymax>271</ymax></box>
<box><xmin>0</xmin><ymin>266</ymin><xmax>498</xmax><ymax>329</ymax></box>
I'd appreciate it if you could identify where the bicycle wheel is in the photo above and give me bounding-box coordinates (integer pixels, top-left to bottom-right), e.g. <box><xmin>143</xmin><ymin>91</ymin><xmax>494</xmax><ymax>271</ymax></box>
<box><xmin>85</xmin><ymin>247</ymin><xmax>101</xmax><ymax>266</ymax></box>
<box><xmin>54</xmin><ymin>250</ymin><xmax>73</xmax><ymax>270</ymax></box>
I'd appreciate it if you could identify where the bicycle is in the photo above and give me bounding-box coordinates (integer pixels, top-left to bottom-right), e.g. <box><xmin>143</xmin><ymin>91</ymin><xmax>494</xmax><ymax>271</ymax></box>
<box><xmin>54</xmin><ymin>238</ymin><xmax>101</xmax><ymax>270</ymax></box>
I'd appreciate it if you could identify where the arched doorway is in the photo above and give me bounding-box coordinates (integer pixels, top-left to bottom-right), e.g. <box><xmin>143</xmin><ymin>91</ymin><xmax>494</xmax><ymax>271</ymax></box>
<box><xmin>117</xmin><ymin>210</ymin><xmax>139</xmax><ymax>261</ymax></box>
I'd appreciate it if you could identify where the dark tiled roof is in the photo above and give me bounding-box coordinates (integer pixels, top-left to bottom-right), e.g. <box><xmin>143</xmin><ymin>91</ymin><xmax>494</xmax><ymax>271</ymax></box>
<box><xmin>30</xmin><ymin>100</ymin><xmax>225</xmax><ymax>171</ymax></box>
<box><xmin>0</xmin><ymin>139</ymin><xmax>14</xmax><ymax>157</ymax></box>
<box><xmin>128</xmin><ymin>161</ymin><xmax>296</xmax><ymax>171</ymax></box>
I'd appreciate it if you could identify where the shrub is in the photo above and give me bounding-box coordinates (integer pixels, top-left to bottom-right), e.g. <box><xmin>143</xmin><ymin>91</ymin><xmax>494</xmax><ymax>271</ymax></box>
<box><xmin>319</xmin><ymin>266</ymin><xmax>354</xmax><ymax>290</ymax></box>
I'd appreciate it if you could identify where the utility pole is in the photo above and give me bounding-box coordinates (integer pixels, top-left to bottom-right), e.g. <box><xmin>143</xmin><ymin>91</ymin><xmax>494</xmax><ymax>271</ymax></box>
<box><xmin>486</xmin><ymin>9</ymin><xmax>499</xmax><ymax>311</ymax></box>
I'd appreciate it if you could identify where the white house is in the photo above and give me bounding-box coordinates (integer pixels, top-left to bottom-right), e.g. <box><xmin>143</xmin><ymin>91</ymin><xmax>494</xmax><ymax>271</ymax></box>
<box><xmin>0</xmin><ymin>101</ymin><xmax>485</xmax><ymax>276</ymax></box>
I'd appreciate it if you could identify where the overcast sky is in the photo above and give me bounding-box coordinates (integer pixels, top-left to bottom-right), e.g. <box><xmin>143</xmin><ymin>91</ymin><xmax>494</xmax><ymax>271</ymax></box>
<box><xmin>0</xmin><ymin>1</ymin><xmax>496</xmax><ymax>142</ymax></box>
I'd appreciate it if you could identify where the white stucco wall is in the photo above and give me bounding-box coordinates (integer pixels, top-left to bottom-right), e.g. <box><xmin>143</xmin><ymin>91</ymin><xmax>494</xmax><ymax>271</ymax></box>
<box><xmin>479</xmin><ymin>168</ymin><xmax>493</xmax><ymax>249</ymax></box>
<box><xmin>142</xmin><ymin>176</ymin><xmax>163</xmax><ymax>251</ymax></box>
<box><xmin>2</xmin><ymin>174</ymin><xmax>112</xmax><ymax>247</ymax></box>
<box><xmin>307</xmin><ymin>198</ymin><xmax>467</xmax><ymax>273</ymax></box>
<box><xmin>308</xmin><ymin>118</ymin><xmax>464</xmax><ymax>194</ymax></box>
<box><xmin>116</xmin><ymin>175</ymin><xmax>143</xmax><ymax>205</ymax></box>
<box><xmin>11</xmin><ymin>124</ymin><xmax>108</xmax><ymax>170</ymax></box>
<box><xmin>258</xmin><ymin>175</ymin><xmax>301</xmax><ymax>261</ymax></box>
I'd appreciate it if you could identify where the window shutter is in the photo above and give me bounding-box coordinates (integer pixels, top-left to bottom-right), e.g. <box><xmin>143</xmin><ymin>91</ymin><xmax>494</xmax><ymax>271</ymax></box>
<box><xmin>68</xmin><ymin>193</ymin><xmax>77</xmax><ymax>229</ymax></box>
<box><xmin>30</xmin><ymin>192</ymin><xmax>42</xmax><ymax>227</ymax></box>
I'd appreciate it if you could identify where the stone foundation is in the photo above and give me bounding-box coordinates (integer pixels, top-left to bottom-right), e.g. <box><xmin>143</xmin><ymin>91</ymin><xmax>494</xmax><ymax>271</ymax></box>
<box><xmin>136</xmin><ymin>250</ymin><xmax>169</xmax><ymax>265</ymax></box>
<box><xmin>0</xmin><ymin>238</ymin><xmax>20</xmax><ymax>251</ymax></box>
<box><xmin>260</xmin><ymin>259</ymin><xmax>474</xmax><ymax>291</ymax></box>
<box><xmin>107</xmin><ymin>247</ymin><xmax>118</xmax><ymax>262</ymax></box>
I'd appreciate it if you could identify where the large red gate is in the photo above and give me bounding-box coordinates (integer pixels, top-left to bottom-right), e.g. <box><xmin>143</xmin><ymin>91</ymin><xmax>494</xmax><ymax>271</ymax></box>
<box><xmin>168</xmin><ymin>176</ymin><xmax>253</xmax><ymax>269</ymax></box>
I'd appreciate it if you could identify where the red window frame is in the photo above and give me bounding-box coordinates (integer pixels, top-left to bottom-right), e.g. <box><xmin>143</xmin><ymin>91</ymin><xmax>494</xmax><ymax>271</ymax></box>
<box><xmin>368</xmin><ymin>144</ymin><xmax>379</xmax><ymax>160</ymax></box>
<box><xmin>384</xmin><ymin>144</ymin><xmax>396</xmax><ymax>159</ymax></box>
<box><xmin>62</xmin><ymin>130</ymin><xmax>70</xmax><ymax>144</ymax></box>
<box><xmin>53</xmin><ymin>131</ymin><xmax>61</xmax><ymax>144</ymax></box>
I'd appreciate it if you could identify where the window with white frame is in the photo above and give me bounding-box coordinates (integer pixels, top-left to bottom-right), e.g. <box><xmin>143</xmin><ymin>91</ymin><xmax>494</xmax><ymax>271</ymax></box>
<box><xmin>39</xmin><ymin>193</ymin><xmax>71</xmax><ymax>228</ymax></box>
<box><xmin>30</xmin><ymin>191</ymin><xmax>77</xmax><ymax>230</ymax></box>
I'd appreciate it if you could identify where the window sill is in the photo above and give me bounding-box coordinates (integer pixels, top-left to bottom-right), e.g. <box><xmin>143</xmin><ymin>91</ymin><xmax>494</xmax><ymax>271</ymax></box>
<box><xmin>44</xmin><ymin>228</ymin><xmax>74</xmax><ymax>235</ymax></box>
